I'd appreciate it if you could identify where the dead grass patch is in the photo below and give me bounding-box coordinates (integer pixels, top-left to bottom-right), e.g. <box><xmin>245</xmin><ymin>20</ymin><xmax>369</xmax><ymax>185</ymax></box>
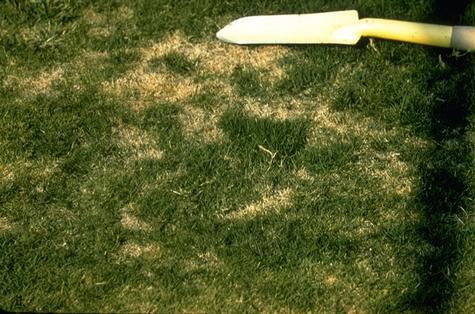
<box><xmin>82</xmin><ymin>7</ymin><xmax>114</xmax><ymax>38</ymax></box>
<box><xmin>5</xmin><ymin>67</ymin><xmax>64</xmax><ymax>97</ymax></box>
<box><xmin>102</xmin><ymin>34</ymin><xmax>204</xmax><ymax>107</ymax></box>
<box><xmin>294</xmin><ymin>168</ymin><xmax>313</xmax><ymax>181</ymax></box>
<box><xmin>4</xmin><ymin>50</ymin><xmax>107</xmax><ymax>97</ymax></box>
<box><xmin>126</xmin><ymin>302</ymin><xmax>157</xmax><ymax>314</ymax></box>
<box><xmin>102</xmin><ymin>69</ymin><xmax>199</xmax><ymax>105</ymax></box>
<box><xmin>242</xmin><ymin>97</ymin><xmax>307</xmax><ymax>121</ymax></box>
<box><xmin>117</xmin><ymin>241</ymin><xmax>161</xmax><ymax>260</ymax></box>
<box><xmin>119</xmin><ymin>203</ymin><xmax>152</xmax><ymax>232</ymax></box>
<box><xmin>0</xmin><ymin>217</ymin><xmax>14</xmax><ymax>233</ymax></box>
<box><xmin>308</xmin><ymin>101</ymin><xmax>393</xmax><ymax>146</ymax></box>
<box><xmin>17</xmin><ymin>26</ymin><xmax>40</xmax><ymax>44</ymax></box>
<box><xmin>180</xmin><ymin>106</ymin><xmax>225</xmax><ymax>143</ymax></box>
<box><xmin>135</xmin><ymin>31</ymin><xmax>286</xmax><ymax>97</ymax></box>
<box><xmin>1</xmin><ymin>165</ymin><xmax>15</xmax><ymax>183</ymax></box>
<box><xmin>184</xmin><ymin>251</ymin><xmax>222</xmax><ymax>272</ymax></box>
<box><xmin>116</xmin><ymin>6</ymin><xmax>134</xmax><ymax>20</ymax></box>
<box><xmin>224</xmin><ymin>187</ymin><xmax>294</xmax><ymax>221</ymax></box>
<box><xmin>141</xmin><ymin>32</ymin><xmax>287</xmax><ymax>77</ymax></box>
<box><xmin>88</xmin><ymin>26</ymin><xmax>115</xmax><ymax>38</ymax></box>
<box><xmin>121</xmin><ymin>212</ymin><xmax>152</xmax><ymax>232</ymax></box>
<box><xmin>113</xmin><ymin>125</ymin><xmax>164</xmax><ymax>162</ymax></box>
<box><xmin>203</xmin><ymin>44</ymin><xmax>287</xmax><ymax>83</ymax></box>
<box><xmin>356</xmin><ymin>151</ymin><xmax>413</xmax><ymax>197</ymax></box>
<box><xmin>83</xmin><ymin>8</ymin><xmax>106</xmax><ymax>25</ymax></box>
<box><xmin>354</xmin><ymin>218</ymin><xmax>379</xmax><ymax>237</ymax></box>
<box><xmin>85</xmin><ymin>6</ymin><xmax>137</xmax><ymax>39</ymax></box>
<box><xmin>310</xmin><ymin>103</ymin><xmax>348</xmax><ymax>135</ymax></box>
<box><xmin>325</xmin><ymin>275</ymin><xmax>338</xmax><ymax>286</ymax></box>
<box><xmin>298</xmin><ymin>96</ymin><xmax>426</xmax><ymax>200</ymax></box>
<box><xmin>101</xmin><ymin>31</ymin><xmax>291</xmax><ymax>144</ymax></box>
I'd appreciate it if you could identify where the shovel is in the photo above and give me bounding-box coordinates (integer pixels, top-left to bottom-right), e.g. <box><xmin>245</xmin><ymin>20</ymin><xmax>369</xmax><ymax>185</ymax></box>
<box><xmin>216</xmin><ymin>10</ymin><xmax>475</xmax><ymax>51</ymax></box>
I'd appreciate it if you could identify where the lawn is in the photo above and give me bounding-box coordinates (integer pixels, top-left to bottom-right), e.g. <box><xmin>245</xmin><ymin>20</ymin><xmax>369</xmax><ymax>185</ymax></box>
<box><xmin>0</xmin><ymin>0</ymin><xmax>474</xmax><ymax>312</ymax></box>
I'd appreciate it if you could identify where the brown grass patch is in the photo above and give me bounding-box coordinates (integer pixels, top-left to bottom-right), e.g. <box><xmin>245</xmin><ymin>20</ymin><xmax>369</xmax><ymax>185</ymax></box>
<box><xmin>307</xmin><ymin>101</ymin><xmax>390</xmax><ymax>146</ymax></box>
<box><xmin>224</xmin><ymin>187</ymin><xmax>294</xmax><ymax>221</ymax></box>
<box><xmin>17</xmin><ymin>26</ymin><xmax>40</xmax><ymax>44</ymax></box>
<box><xmin>103</xmin><ymin>33</ymin><xmax>205</xmax><ymax>108</ymax></box>
<box><xmin>5</xmin><ymin>67</ymin><xmax>64</xmax><ymax>97</ymax></box>
<box><xmin>88</xmin><ymin>26</ymin><xmax>115</xmax><ymax>38</ymax></box>
<box><xmin>0</xmin><ymin>28</ymin><xmax>7</xmax><ymax>39</ymax></box>
<box><xmin>242</xmin><ymin>97</ymin><xmax>307</xmax><ymax>121</ymax></box>
<box><xmin>102</xmin><ymin>69</ymin><xmax>199</xmax><ymax>105</ymax></box>
<box><xmin>0</xmin><ymin>217</ymin><xmax>14</xmax><ymax>233</ymax></box>
<box><xmin>140</xmin><ymin>32</ymin><xmax>287</xmax><ymax>77</ymax></box>
<box><xmin>113</xmin><ymin>125</ymin><xmax>164</xmax><ymax>162</ymax></box>
<box><xmin>101</xmin><ymin>31</ymin><xmax>290</xmax><ymax>143</ymax></box>
<box><xmin>116</xmin><ymin>6</ymin><xmax>134</xmax><ymax>20</ymax></box>
<box><xmin>28</xmin><ymin>67</ymin><xmax>64</xmax><ymax>94</ymax></box>
<box><xmin>84</xmin><ymin>6</ymin><xmax>136</xmax><ymax>39</ymax></box>
<box><xmin>203</xmin><ymin>44</ymin><xmax>287</xmax><ymax>82</ymax></box>
<box><xmin>82</xmin><ymin>8</ymin><xmax>109</xmax><ymax>38</ymax></box>
<box><xmin>1</xmin><ymin>159</ymin><xmax>59</xmax><ymax>190</ymax></box>
<box><xmin>115</xmin><ymin>31</ymin><xmax>288</xmax><ymax>104</ymax></box>
<box><xmin>294</xmin><ymin>168</ymin><xmax>312</xmax><ymax>181</ymax></box>
<box><xmin>1</xmin><ymin>165</ymin><xmax>15</xmax><ymax>183</ymax></box>
<box><xmin>121</xmin><ymin>211</ymin><xmax>152</xmax><ymax>232</ymax></box>
<box><xmin>180</xmin><ymin>106</ymin><xmax>225</xmax><ymax>143</ymax></box>
<box><xmin>4</xmin><ymin>50</ymin><xmax>107</xmax><ymax>97</ymax></box>
<box><xmin>356</xmin><ymin>151</ymin><xmax>414</xmax><ymax>197</ymax></box>
<box><xmin>310</xmin><ymin>103</ymin><xmax>348</xmax><ymax>135</ymax></box>
<box><xmin>303</xmin><ymin>99</ymin><xmax>426</xmax><ymax>199</ymax></box>
<box><xmin>325</xmin><ymin>275</ymin><xmax>338</xmax><ymax>286</ymax></box>
<box><xmin>117</xmin><ymin>241</ymin><xmax>161</xmax><ymax>260</ymax></box>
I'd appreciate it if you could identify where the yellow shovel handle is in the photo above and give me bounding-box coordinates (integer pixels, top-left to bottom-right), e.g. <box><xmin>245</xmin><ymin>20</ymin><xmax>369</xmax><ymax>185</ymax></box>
<box><xmin>358</xmin><ymin>18</ymin><xmax>475</xmax><ymax>51</ymax></box>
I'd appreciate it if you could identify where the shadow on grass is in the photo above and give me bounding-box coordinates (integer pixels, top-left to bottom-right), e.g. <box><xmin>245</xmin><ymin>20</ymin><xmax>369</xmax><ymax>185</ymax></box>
<box><xmin>399</xmin><ymin>1</ymin><xmax>473</xmax><ymax>312</ymax></box>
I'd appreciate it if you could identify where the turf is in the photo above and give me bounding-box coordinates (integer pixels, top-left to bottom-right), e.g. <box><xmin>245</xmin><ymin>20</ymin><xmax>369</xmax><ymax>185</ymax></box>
<box><xmin>0</xmin><ymin>0</ymin><xmax>474</xmax><ymax>312</ymax></box>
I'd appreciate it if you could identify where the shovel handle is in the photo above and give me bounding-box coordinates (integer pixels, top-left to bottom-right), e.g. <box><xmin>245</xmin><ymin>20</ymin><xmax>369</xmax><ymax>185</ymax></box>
<box><xmin>358</xmin><ymin>18</ymin><xmax>475</xmax><ymax>51</ymax></box>
<box><xmin>452</xmin><ymin>26</ymin><xmax>475</xmax><ymax>51</ymax></box>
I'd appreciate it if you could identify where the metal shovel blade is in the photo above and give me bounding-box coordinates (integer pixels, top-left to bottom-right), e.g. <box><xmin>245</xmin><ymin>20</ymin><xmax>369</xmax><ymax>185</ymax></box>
<box><xmin>216</xmin><ymin>10</ymin><xmax>361</xmax><ymax>45</ymax></box>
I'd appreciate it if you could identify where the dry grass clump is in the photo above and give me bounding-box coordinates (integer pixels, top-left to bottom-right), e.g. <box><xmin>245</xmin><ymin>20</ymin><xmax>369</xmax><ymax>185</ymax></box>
<box><xmin>113</xmin><ymin>125</ymin><xmax>164</xmax><ymax>162</ymax></box>
<box><xmin>102</xmin><ymin>71</ymin><xmax>199</xmax><ymax>104</ymax></box>
<box><xmin>101</xmin><ymin>31</ymin><xmax>286</xmax><ymax>143</ymax></box>
<box><xmin>303</xmin><ymin>98</ymin><xmax>426</xmax><ymax>200</ymax></box>
<box><xmin>360</xmin><ymin>151</ymin><xmax>413</xmax><ymax>196</ymax></box>
<box><xmin>179</xmin><ymin>106</ymin><xmax>225</xmax><ymax>143</ymax></box>
<box><xmin>241</xmin><ymin>97</ymin><xmax>307</xmax><ymax>121</ymax></box>
<box><xmin>0</xmin><ymin>217</ymin><xmax>14</xmax><ymax>233</ymax></box>
<box><xmin>293</xmin><ymin>168</ymin><xmax>313</xmax><ymax>181</ymax></box>
<box><xmin>120</xmin><ymin>211</ymin><xmax>152</xmax><ymax>232</ymax></box>
<box><xmin>224</xmin><ymin>187</ymin><xmax>294</xmax><ymax>221</ymax></box>
<box><xmin>117</xmin><ymin>241</ymin><xmax>161</xmax><ymax>260</ymax></box>
<box><xmin>4</xmin><ymin>67</ymin><xmax>64</xmax><ymax>97</ymax></box>
<box><xmin>3</xmin><ymin>50</ymin><xmax>107</xmax><ymax>97</ymax></box>
<box><xmin>325</xmin><ymin>275</ymin><xmax>338</xmax><ymax>286</ymax></box>
<box><xmin>140</xmin><ymin>32</ymin><xmax>287</xmax><ymax>77</ymax></box>
<box><xmin>0</xmin><ymin>165</ymin><xmax>15</xmax><ymax>184</ymax></box>
<box><xmin>82</xmin><ymin>8</ymin><xmax>106</xmax><ymax>25</ymax></box>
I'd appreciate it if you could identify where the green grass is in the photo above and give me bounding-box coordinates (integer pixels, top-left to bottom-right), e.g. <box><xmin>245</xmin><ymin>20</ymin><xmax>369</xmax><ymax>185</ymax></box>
<box><xmin>150</xmin><ymin>51</ymin><xmax>198</xmax><ymax>76</ymax></box>
<box><xmin>1</xmin><ymin>0</ymin><xmax>474</xmax><ymax>312</ymax></box>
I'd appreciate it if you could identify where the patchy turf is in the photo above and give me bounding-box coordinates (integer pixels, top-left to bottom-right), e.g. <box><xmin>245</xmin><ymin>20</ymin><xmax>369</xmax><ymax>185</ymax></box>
<box><xmin>0</xmin><ymin>0</ymin><xmax>474</xmax><ymax>312</ymax></box>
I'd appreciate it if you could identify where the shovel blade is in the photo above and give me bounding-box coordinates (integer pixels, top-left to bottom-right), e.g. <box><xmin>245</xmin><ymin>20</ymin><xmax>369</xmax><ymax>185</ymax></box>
<box><xmin>217</xmin><ymin>10</ymin><xmax>361</xmax><ymax>45</ymax></box>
